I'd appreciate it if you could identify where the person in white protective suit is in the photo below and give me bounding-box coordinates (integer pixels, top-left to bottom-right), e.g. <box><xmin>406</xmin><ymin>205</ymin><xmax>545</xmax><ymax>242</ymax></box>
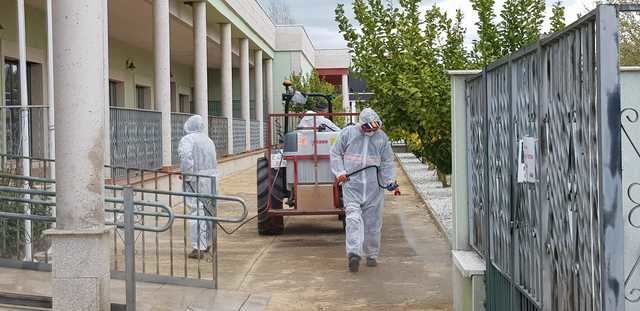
<box><xmin>178</xmin><ymin>115</ymin><xmax>218</xmax><ymax>259</ymax></box>
<box><xmin>295</xmin><ymin>94</ymin><xmax>339</xmax><ymax>132</ymax></box>
<box><xmin>297</xmin><ymin>110</ymin><xmax>340</xmax><ymax>132</ymax></box>
<box><xmin>330</xmin><ymin>108</ymin><xmax>398</xmax><ymax>272</ymax></box>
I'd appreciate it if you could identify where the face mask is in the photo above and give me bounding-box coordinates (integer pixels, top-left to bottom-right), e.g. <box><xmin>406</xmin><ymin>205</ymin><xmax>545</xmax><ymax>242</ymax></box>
<box><xmin>364</xmin><ymin>131</ymin><xmax>376</xmax><ymax>137</ymax></box>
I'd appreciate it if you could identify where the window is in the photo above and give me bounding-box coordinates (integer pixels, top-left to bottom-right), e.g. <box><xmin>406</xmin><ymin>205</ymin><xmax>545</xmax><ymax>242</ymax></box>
<box><xmin>179</xmin><ymin>94</ymin><xmax>191</xmax><ymax>113</ymax></box>
<box><xmin>171</xmin><ymin>82</ymin><xmax>177</xmax><ymax>112</ymax></box>
<box><xmin>109</xmin><ymin>80</ymin><xmax>124</xmax><ymax>107</ymax></box>
<box><xmin>4</xmin><ymin>59</ymin><xmax>31</xmax><ymax>106</ymax></box>
<box><xmin>3</xmin><ymin>58</ymin><xmax>46</xmax><ymax>157</ymax></box>
<box><xmin>136</xmin><ymin>85</ymin><xmax>151</xmax><ymax>110</ymax></box>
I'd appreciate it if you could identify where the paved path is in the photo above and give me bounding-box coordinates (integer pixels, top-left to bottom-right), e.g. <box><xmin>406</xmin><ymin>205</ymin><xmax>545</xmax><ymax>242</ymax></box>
<box><xmin>217</xmin><ymin>160</ymin><xmax>452</xmax><ymax>310</ymax></box>
<box><xmin>0</xmin><ymin>267</ymin><xmax>268</xmax><ymax>311</ymax></box>
<box><xmin>0</xmin><ymin>158</ymin><xmax>452</xmax><ymax>310</ymax></box>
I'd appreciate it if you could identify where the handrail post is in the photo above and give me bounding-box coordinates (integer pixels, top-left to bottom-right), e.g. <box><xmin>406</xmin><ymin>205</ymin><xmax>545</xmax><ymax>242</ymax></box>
<box><xmin>123</xmin><ymin>186</ymin><xmax>136</xmax><ymax>311</ymax></box>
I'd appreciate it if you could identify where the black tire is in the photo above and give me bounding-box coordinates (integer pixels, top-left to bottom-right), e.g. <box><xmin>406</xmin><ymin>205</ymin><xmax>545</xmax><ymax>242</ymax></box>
<box><xmin>257</xmin><ymin>157</ymin><xmax>285</xmax><ymax>235</ymax></box>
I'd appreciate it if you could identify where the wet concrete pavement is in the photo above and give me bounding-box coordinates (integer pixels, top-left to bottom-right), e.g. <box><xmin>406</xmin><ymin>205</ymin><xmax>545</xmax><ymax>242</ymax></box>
<box><xmin>216</xmin><ymin>161</ymin><xmax>452</xmax><ymax>310</ymax></box>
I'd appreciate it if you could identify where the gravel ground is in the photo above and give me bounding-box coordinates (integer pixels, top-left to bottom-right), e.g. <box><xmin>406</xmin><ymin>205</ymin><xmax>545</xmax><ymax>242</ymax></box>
<box><xmin>395</xmin><ymin>153</ymin><xmax>453</xmax><ymax>244</ymax></box>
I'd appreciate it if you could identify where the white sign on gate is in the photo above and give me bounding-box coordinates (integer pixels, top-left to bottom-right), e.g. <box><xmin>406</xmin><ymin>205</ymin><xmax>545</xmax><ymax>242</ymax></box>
<box><xmin>517</xmin><ymin>136</ymin><xmax>537</xmax><ymax>184</ymax></box>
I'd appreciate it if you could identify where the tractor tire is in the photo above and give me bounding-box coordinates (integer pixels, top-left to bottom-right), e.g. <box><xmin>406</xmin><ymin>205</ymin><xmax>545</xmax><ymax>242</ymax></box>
<box><xmin>257</xmin><ymin>157</ymin><xmax>285</xmax><ymax>235</ymax></box>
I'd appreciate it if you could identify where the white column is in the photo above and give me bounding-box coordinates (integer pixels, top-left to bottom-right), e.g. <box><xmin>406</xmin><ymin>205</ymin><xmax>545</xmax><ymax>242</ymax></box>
<box><xmin>265</xmin><ymin>58</ymin><xmax>273</xmax><ymax>147</ymax></box>
<box><xmin>221</xmin><ymin>23</ymin><xmax>233</xmax><ymax>155</ymax></box>
<box><xmin>154</xmin><ymin>0</ymin><xmax>171</xmax><ymax>166</ymax></box>
<box><xmin>341</xmin><ymin>73</ymin><xmax>349</xmax><ymax>113</ymax></box>
<box><xmin>46</xmin><ymin>0</ymin><xmax>55</xmax><ymax>164</ymax></box>
<box><xmin>193</xmin><ymin>1</ymin><xmax>208</xmax><ymax>134</ymax></box>
<box><xmin>102</xmin><ymin>0</ymin><xmax>110</xmax><ymax>171</ymax></box>
<box><xmin>48</xmin><ymin>1</ymin><xmax>111</xmax><ymax>310</ymax></box>
<box><xmin>265</xmin><ymin>59</ymin><xmax>273</xmax><ymax>114</ymax></box>
<box><xmin>240</xmin><ymin>38</ymin><xmax>250</xmax><ymax>151</ymax></box>
<box><xmin>45</xmin><ymin>0</ymin><xmax>56</xmax><ymax>235</ymax></box>
<box><xmin>102</xmin><ymin>0</ymin><xmax>110</xmax><ymax>172</ymax></box>
<box><xmin>17</xmin><ymin>0</ymin><xmax>32</xmax><ymax>261</ymax></box>
<box><xmin>254</xmin><ymin>50</ymin><xmax>264</xmax><ymax>148</ymax></box>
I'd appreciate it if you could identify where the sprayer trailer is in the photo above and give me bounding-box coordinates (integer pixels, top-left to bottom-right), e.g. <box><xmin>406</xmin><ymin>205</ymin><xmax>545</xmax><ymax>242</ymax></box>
<box><xmin>256</xmin><ymin>81</ymin><xmax>359</xmax><ymax>235</ymax></box>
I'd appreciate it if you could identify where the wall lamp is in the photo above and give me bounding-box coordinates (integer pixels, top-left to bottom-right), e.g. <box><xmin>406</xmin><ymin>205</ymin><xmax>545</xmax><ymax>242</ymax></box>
<box><xmin>126</xmin><ymin>59</ymin><xmax>136</xmax><ymax>71</ymax></box>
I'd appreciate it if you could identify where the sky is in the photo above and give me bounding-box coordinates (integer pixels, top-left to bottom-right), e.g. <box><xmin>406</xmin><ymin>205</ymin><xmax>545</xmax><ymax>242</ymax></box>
<box><xmin>259</xmin><ymin>0</ymin><xmax>593</xmax><ymax>49</ymax></box>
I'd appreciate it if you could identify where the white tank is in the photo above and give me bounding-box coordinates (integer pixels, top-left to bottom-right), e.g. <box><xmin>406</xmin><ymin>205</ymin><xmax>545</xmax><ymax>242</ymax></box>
<box><xmin>283</xmin><ymin>130</ymin><xmax>339</xmax><ymax>184</ymax></box>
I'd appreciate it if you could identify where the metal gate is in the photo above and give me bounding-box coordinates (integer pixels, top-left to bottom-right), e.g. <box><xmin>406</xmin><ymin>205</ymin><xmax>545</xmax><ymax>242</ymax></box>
<box><xmin>0</xmin><ymin>154</ymin><xmax>249</xmax><ymax>290</ymax></box>
<box><xmin>465</xmin><ymin>5</ymin><xmax>623</xmax><ymax>311</ymax></box>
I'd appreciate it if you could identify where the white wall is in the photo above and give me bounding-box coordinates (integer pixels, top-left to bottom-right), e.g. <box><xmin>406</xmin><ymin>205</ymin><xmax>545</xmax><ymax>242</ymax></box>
<box><xmin>315</xmin><ymin>49</ymin><xmax>351</xmax><ymax>69</ymax></box>
<box><xmin>275</xmin><ymin>25</ymin><xmax>315</xmax><ymax>68</ymax></box>
<box><xmin>109</xmin><ymin>38</ymin><xmax>193</xmax><ymax>109</ymax></box>
<box><xmin>224</xmin><ymin>0</ymin><xmax>276</xmax><ymax>49</ymax></box>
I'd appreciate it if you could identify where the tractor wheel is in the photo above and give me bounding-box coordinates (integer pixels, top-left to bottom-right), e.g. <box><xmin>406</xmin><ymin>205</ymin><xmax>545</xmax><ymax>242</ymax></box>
<box><xmin>257</xmin><ymin>157</ymin><xmax>284</xmax><ymax>235</ymax></box>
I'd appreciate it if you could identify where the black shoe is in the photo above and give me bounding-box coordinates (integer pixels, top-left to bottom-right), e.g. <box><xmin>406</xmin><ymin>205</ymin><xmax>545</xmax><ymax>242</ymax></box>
<box><xmin>366</xmin><ymin>257</ymin><xmax>377</xmax><ymax>267</ymax></box>
<box><xmin>348</xmin><ymin>254</ymin><xmax>361</xmax><ymax>273</ymax></box>
<box><xmin>188</xmin><ymin>249</ymin><xmax>205</xmax><ymax>259</ymax></box>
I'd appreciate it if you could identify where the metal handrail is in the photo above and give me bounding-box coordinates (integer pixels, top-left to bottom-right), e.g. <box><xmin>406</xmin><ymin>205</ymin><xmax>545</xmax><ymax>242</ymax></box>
<box><xmin>105</xmin><ymin>185</ymin><xmax>248</xmax><ymax>224</ymax></box>
<box><xmin>0</xmin><ymin>186</ymin><xmax>55</xmax><ymax>197</ymax></box>
<box><xmin>0</xmin><ymin>186</ymin><xmax>175</xmax><ymax>233</ymax></box>
<box><xmin>0</xmin><ymin>173</ymin><xmax>54</xmax><ymax>184</ymax></box>
<box><xmin>0</xmin><ymin>105</ymin><xmax>49</xmax><ymax>109</ymax></box>
<box><xmin>110</xmin><ymin>106</ymin><xmax>160</xmax><ymax>114</ymax></box>
<box><xmin>103</xmin><ymin>165</ymin><xmax>217</xmax><ymax>181</ymax></box>
<box><xmin>0</xmin><ymin>196</ymin><xmax>55</xmax><ymax>206</ymax></box>
<box><xmin>170</xmin><ymin>112</ymin><xmax>195</xmax><ymax>116</ymax></box>
<box><xmin>0</xmin><ymin>211</ymin><xmax>56</xmax><ymax>222</ymax></box>
<box><xmin>104</xmin><ymin>199</ymin><xmax>174</xmax><ymax>233</ymax></box>
<box><xmin>0</xmin><ymin>175</ymin><xmax>248</xmax><ymax>224</ymax></box>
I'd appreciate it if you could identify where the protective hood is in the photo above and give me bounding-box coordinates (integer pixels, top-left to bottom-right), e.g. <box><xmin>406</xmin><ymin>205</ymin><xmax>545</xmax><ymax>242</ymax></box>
<box><xmin>359</xmin><ymin>108</ymin><xmax>381</xmax><ymax>125</ymax></box>
<box><xmin>184</xmin><ymin>115</ymin><xmax>205</xmax><ymax>134</ymax></box>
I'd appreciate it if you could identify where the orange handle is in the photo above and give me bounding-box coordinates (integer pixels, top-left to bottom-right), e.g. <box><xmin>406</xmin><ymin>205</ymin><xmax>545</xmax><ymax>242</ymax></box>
<box><xmin>394</xmin><ymin>188</ymin><xmax>401</xmax><ymax>196</ymax></box>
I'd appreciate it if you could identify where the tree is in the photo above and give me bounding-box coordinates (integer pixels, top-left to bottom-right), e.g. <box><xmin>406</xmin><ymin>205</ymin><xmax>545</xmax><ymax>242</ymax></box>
<box><xmin>472</xmin><ymin>0</ymin><xmax>548</xmax><ymax>63</ymax></box>
<box><xmin>336</xmin><ymin>0</ymin><xmax>469</xmax><ymax>185</ymax></box>
<box><xmin>288</xmin><ymin>70</ymin><xmax>342</xmax><ymax>113</ymax></box>
<box><xmin>608</xmin><ymin>0</ymin><xmax>640</xmax><ymax>65</ymax></box>
<box><xmin>520</xmin><ymin>0</ymin><xmax>546</xmax><ymax>43</ymax></box>
<box><xmin>470</xmin><ymin>0</ymin><xmax>501</xmax><ymax>66</ymax></box>
<box><xmin>498</xmin><ymin>0</ymin><xmax>545</xmax><ymax>55</ymax></box>
<box><xmin>550</xmin><ymin>1</ymin><xmax>566</xmax><ymax>33</ymax></box>
<box><xmin>261</xmin><ymin>0</ymin><xmax>295</xmax><ymax>25</ymax></box>
<box><xmin>582</xmin><ymin>0</ymin><xmax>640</xmax><ymax>65</ymax></box>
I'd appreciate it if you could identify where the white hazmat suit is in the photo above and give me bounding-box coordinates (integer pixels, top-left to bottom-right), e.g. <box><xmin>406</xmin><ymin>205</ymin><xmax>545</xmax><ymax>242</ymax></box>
<box><xmin>178</xmin><ymin>115</ymin><xmax>218</xmax><ymax>251</ymax></box>
<box><xmin>330</xmin><ymin>108</ymin><xmax>395</xmax><ymax>260</ymax></box>
<box><xmin>297</xmin><ymin>111</ymin><xmax>340</xmax><ymax>132</ymax></box>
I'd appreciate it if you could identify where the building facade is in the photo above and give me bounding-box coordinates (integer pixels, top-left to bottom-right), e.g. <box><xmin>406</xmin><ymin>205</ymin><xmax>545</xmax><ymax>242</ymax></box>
<box><xmin>0</xmin><ymin>0</ymin><xmax>351</xmax><ymax>169</ymax></box>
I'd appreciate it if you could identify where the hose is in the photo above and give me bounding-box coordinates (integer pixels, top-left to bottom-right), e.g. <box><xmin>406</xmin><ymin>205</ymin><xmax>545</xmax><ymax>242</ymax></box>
<box><xmin>343</xmin><ymin>165</ymin><xmax>400</xmax><ymax>194</ymax></box>
<box><xmin>189</xmin><ymin>161</ymin><xmax>398</xmax><ymax>235</ymax></box>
